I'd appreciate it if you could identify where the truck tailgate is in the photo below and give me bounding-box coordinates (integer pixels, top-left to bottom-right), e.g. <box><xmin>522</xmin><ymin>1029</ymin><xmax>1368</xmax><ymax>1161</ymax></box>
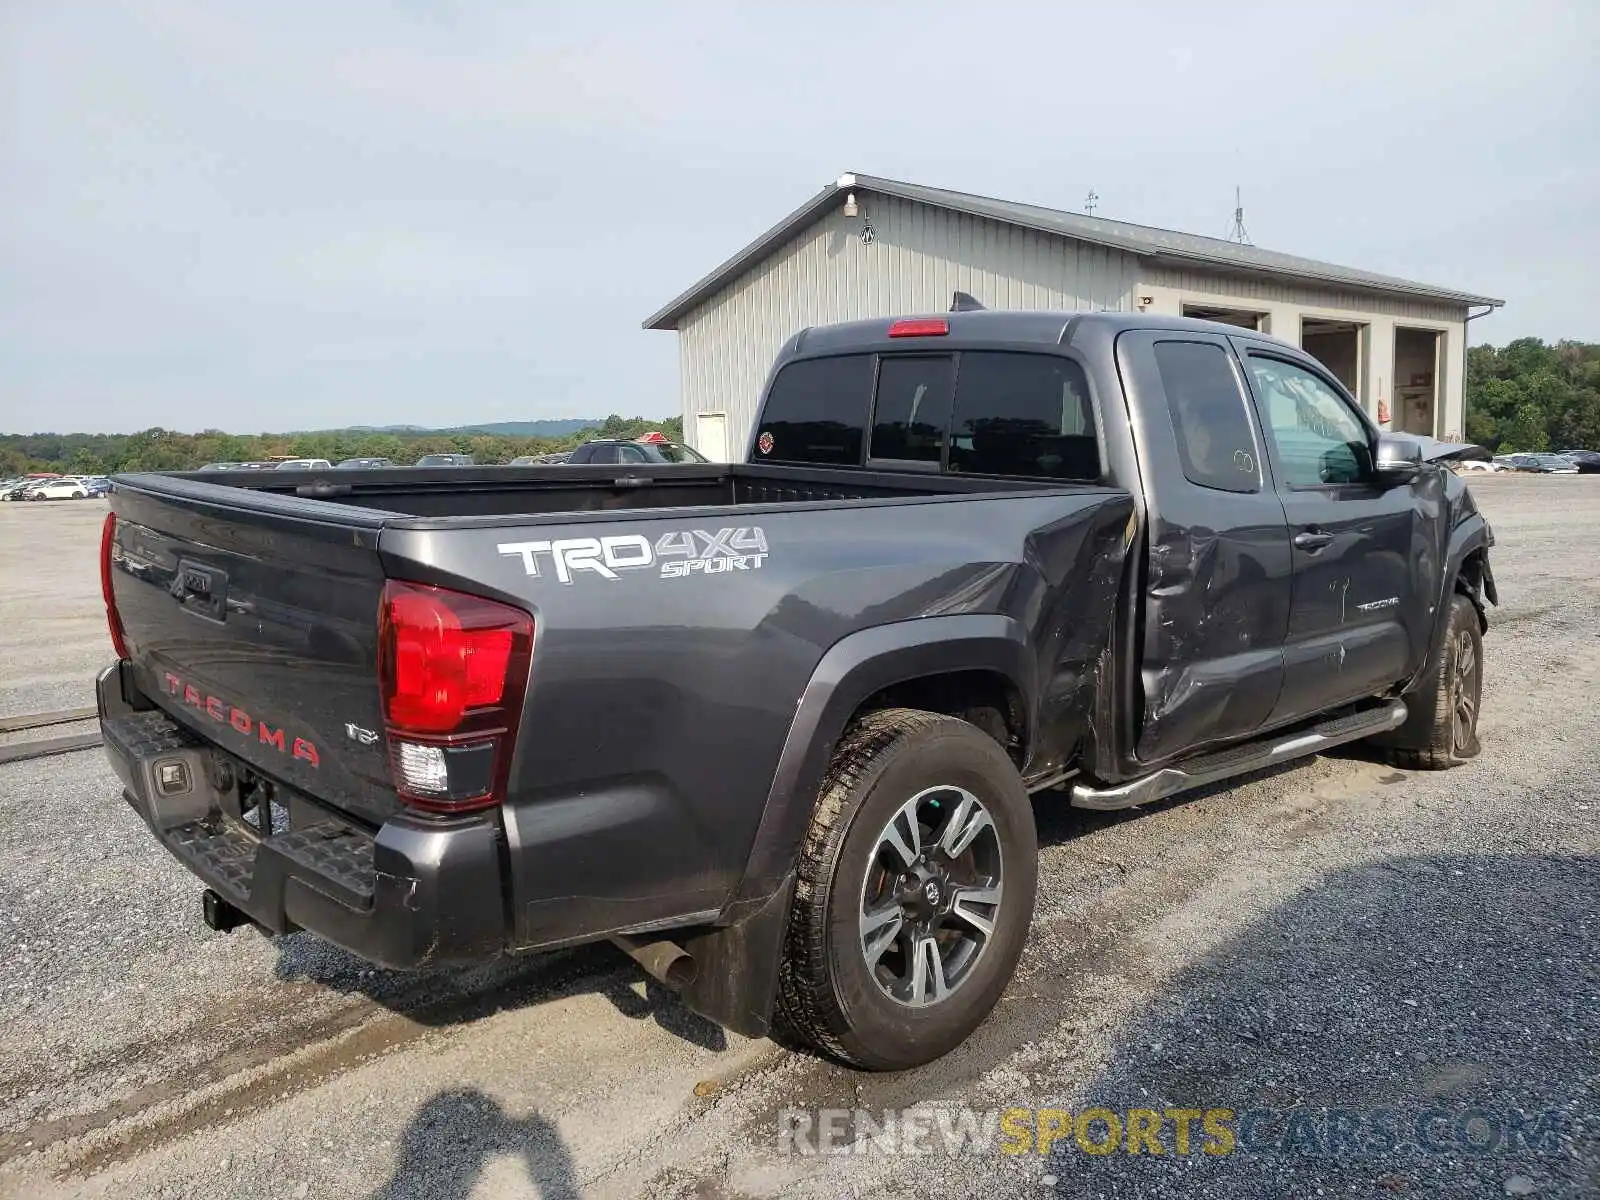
<box><xmin>108</xmin><ymin>480</ymin><xmax>400</xmax><ymax>826</ymax></box>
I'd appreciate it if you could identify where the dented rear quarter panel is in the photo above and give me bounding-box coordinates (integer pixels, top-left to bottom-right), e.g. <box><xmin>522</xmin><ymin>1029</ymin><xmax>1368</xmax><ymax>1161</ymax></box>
<box><xmin>375</xmin><ymin>489</ymin><xmax>1134</xmax><ymax>947</ymax></box>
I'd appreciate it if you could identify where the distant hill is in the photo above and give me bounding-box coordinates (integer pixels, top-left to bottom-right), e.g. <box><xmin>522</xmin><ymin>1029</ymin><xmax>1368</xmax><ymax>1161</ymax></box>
<box><xmin>342</xmin><ymin>418</ymin><xmax>607</xmax><ymax>437</ymax></box>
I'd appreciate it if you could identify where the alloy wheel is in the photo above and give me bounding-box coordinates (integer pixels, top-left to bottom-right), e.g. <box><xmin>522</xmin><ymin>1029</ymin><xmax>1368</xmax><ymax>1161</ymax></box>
<box><xmin>858</xmin><ymin>785</ymin><xmax>1004</xmax><ymax>1007</ymax></box>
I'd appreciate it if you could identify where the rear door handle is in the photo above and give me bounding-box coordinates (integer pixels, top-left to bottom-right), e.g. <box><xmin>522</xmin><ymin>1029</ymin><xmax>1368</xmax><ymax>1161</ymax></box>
<box><xmin>1293</xmin><ymin>530</ymin><xmax>1335</xmax><ymax>552</ymax></box>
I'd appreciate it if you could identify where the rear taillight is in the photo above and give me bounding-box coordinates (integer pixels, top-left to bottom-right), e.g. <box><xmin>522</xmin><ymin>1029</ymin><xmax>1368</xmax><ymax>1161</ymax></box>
<box><xmin>378</xmin><ymin>580</ymin><xmax>534</xmax><ymax>814</ymax></box>
<box><xmin>100</xmin><ymin>512</ymin><xmax>129</xmax><ymax>659</ymax></box>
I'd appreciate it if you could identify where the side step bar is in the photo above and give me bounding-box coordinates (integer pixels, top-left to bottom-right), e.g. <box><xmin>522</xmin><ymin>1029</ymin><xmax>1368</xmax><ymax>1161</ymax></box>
<box><xmin>1071</xmin><ymin>700</ymin><xmax>1408</xmax><ymax>811</ymax></box>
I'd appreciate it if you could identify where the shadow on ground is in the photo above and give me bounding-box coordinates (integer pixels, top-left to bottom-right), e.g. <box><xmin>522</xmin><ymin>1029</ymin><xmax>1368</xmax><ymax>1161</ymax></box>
<box><xmin>1042</xmin><ymin>852</ymin><xmax>1598</xmax><ymax>1199</ymax></box>
<box><xmin>371</xmin><ymin>1087</ymin><xmax>580</xmax><ymax>1200</ymax></box>
<box><xmin>273</xmin><ymin>934</ymin><xmax>729</xmax><ymax>1053</ymax></box>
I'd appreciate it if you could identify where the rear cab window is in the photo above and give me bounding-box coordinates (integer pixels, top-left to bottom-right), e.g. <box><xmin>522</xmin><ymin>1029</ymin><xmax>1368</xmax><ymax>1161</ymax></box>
<box><xmin>755</xmin><ymin>354</ymin><xmax>873</xmax><ymax>465</ymax></box>
<box><xmin>756</xmin><ymin>348</ymin><xmax>1101</xmax><ymax>480</ymax></box>
<box><xmin>948</xmin><ymin>352</ymin><xmax>1099</xmax><ymax>480</ymax></box>
<box><xmin>869</xmin><ymin>356</ymin><xmax>955</xmax><ymax>464</ymax></box>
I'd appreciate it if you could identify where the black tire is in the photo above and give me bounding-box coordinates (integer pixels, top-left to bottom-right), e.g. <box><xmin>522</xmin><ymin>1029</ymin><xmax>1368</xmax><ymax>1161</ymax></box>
<box><xmin>774</xmin><ymin>707</ymin><xmax>1037</xmax><ymax>1071</ymax></box>
<box><xmin>1391</xmin><ymin>594</ymin><xmax>1483</xmax><ymax>770</ymax></box>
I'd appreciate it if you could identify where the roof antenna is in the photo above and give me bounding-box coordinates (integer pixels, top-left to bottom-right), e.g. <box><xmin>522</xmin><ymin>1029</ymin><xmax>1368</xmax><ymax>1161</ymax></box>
<box><xmin>1084</xmin><ymin>188</ymin><xmax>1099</xmax><ymax>215</ymax></box>
<box><xmin>950</xmin><ymin>290</ymin><xmax>986</xmax><ymax>312</ymax></box>
<box><xmin>1227</xmin><ymin>186</ymin><xmax>1253</xmax><ymax>245</ymax></box>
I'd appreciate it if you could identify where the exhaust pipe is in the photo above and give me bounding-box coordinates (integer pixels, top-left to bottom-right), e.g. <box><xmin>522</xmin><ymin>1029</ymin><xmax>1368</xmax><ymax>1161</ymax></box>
<box><xmin>611</xmin><ymin>934</ymin><xmax>697</xmax><ymax>989</ymax></box>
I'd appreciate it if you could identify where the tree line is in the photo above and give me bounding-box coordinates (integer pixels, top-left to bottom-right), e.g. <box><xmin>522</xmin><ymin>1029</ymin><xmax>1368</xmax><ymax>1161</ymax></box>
<box><xmin>0</xmin><ymin>414</ymin><xmax>684</xmax><ymax>477</ymax></box>
<box><xmin>4</xmin><ymin>338</ymin><xmax>1596</xmax><ymax>475</ymax></box>
<box><xmin>1465</xmin><ymin>338</ymin><xmax>1599</xmax><ymax>453</ymax></box>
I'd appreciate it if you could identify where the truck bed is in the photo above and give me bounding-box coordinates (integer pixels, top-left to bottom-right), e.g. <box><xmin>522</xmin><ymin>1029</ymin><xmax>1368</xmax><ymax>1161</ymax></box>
<box><xmin>161</xmin><ymin>462</ymin><xmax>1069</xmax><ymax>521</ymax></box>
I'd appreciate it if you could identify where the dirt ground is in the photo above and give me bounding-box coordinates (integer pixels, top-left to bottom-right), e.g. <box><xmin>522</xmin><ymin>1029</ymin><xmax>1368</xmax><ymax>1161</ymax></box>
<box><xmin>0</xmin><ymin>475</ymin><xmax>1594</xmax><ymax>1199</ymax></box>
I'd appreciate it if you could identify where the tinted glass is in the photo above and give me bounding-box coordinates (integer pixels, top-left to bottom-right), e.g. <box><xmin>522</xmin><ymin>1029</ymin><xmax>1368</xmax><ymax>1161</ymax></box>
<box><xmin>647</xmin><ymin>444</ymin><xmax>708</xmax><ymax>464</ymax></box>
<box><xmin>870</xmin><ymin>356</ymin><xmax>955</xmax><ymax>462</ymax></box>
<box><xmin>1248</xmin><ymin>356</ymin><xmax>1372</xmax><ymax>486</ymax></box>
<box><xmin>756</xmin><ymin>354</ymin><xmax>873</xmax><ymax>465</ymax></box>
<box><xmin>1153</xmin><ymin>341</ymin><xmax>1260</xmax><ymax>493</ymax></box>
<box><xmin>947</xmin><ymin>352</ymin><xmax>1100</xmax><ymax>480</ymax></box>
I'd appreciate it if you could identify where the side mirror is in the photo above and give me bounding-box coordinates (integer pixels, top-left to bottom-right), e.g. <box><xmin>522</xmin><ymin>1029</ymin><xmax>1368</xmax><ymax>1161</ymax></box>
<box><xmin>1374</xmin><ymin>433</ymin><xmax>1423</xmax><ymax>485</ymax></box>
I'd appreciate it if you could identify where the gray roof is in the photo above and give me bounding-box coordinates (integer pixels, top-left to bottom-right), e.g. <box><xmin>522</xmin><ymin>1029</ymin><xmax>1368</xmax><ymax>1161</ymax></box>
<box><xmin>644</xmin><ymin>172</ymin><xmax>1504</xmax><ymax>329</ymax></box>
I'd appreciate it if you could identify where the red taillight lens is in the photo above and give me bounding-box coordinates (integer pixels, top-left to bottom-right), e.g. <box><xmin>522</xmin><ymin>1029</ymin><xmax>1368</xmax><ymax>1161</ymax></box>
<box><xmin>887</xmin><ymin>318</ymin><xmax>949</xmax><ymax>338</ymax></box>
<box><xmin>100</xmin><ymin>512</ymin><xmax>129</xmax><ymax>659</ymax></box>
<box><xmin>383</xmin><ymin>586</ymin><xmax>515</xmax><ymax>731</ymax></box>
<box><xmin>378</xmin><ymin>581</ymin><xmax>534</xmax><ymax>813</ymax></box>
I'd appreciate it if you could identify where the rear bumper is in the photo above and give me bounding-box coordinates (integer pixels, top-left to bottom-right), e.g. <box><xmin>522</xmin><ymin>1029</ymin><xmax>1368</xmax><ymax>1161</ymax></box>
<box><xmin>97</xmin><ymin>663</ymin><xmax>508</xmax><ymax>970</ymax></box>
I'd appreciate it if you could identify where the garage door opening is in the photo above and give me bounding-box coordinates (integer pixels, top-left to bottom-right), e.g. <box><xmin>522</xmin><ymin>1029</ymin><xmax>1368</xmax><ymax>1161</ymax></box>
<box><xmin>1393</xmin><ymin>327</ymin><xmax>1441</xmax><ymax>437</ymax></box>
<box><xmin>1300</xmin><ymin>318</ymin><xmax>1365</xmax><ymax>399</ymax></box>
<box><xmin>1182</xmin><ymin>304</ymin><xmax>1266</xmax><ymax>331</ymax></box>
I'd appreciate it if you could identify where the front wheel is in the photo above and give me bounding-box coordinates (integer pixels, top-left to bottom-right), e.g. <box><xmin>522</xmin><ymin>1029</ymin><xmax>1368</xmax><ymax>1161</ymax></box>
<box><xmin>1391</xmin><ymin>594</ymin><xmax>1483</xmax><ymax>769</ymax></box>
<box><xmin>775</xmin><ymin>707</ymin><xmax>1037</xmax><ymax>1070</ymax></box>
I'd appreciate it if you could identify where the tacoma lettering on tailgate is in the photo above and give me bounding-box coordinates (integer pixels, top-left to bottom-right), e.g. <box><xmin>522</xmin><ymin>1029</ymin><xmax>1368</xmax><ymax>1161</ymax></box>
<box><xmin>162</xmin><ymin>672</ymin><xmax>320</xmax><ymax>766</ymax></box>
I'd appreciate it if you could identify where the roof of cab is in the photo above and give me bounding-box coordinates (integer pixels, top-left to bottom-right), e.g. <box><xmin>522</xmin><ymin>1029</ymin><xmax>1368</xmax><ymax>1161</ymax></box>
<box><xmin>786</xmin><ymin>308</ymin><xmax>1300</xmax><ymax>356</ymax></box>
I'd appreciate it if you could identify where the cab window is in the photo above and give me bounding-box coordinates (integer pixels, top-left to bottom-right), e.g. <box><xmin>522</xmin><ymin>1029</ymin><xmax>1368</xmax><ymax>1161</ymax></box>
<box><xmin>947</xmin><ymin>352</ymin><xmax>1100</xmax><ymax>480</ymax></box>
<box><xmin>1248</xmin><ymin>356</ymin><xmax>1373</xmax><ymax>486</ymax></box>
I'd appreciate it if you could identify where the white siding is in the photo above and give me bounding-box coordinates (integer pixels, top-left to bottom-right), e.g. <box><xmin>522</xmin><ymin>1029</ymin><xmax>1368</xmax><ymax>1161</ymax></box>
<box><xmin>1138</xmin><ymin>264</ymin><xmax>1466</xmax><ymax>324</ymax></box>
<box><xmin>676</xmin><ymin>196</ymin><xmax>1140</xmax><ymax>457</ymax></box>
<box><xmin>1135</xmin><ymin>265</ymin><xmax>1470</xmax><ymax>437</ymax></box>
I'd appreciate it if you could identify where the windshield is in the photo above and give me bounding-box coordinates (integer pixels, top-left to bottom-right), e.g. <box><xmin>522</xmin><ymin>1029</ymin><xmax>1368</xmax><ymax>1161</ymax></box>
<box><xmin>645</xmin><ymin>443</ymin><xmax>708</xmax><ymax>464</ymax></box>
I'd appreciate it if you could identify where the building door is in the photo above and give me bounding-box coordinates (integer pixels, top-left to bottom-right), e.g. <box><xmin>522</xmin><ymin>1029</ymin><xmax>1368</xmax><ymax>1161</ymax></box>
<box><xmin>695</xmin><ymin>412</ymin><xmax>730</xmax><ymax>462</ymax></box>
<box><xmin>1392</xmin><ymin>328</ymin><xmax>1442</xmax><ymax>437</ymax></box>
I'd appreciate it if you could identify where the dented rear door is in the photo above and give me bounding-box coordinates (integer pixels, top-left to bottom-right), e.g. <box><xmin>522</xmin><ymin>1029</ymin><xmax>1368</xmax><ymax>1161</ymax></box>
<box><xmin>1115</xmin><ymin>329</ymin><xmax>1293</xmax><ymax>763</ymax></box>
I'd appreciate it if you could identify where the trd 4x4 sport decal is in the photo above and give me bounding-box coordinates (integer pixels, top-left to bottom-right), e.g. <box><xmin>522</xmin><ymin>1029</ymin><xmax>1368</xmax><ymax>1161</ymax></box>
<box><xmin>497</xmin><ymin>527</ymin><xmax>769</xmax><ymax>584</ymax></box>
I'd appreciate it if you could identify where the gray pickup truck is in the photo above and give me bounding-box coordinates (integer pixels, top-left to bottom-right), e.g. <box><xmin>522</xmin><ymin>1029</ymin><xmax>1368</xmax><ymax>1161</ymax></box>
<box><xmin>97</xmin><ymin>310</ymin><xmax>1495</xmax><ymax>1070</ymax></box>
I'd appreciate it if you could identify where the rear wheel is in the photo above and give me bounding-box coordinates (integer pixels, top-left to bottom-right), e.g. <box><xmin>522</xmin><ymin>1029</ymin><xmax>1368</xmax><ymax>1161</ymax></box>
<box><xmin>1392</xmin><ymin>593</ymin><xmax>1483</xmax><ymax>769</ymax></box>
<box><xmin>775</xmin><ymin>708</ymin><xmax>1037</xmax><ymax>1070</ymax></box>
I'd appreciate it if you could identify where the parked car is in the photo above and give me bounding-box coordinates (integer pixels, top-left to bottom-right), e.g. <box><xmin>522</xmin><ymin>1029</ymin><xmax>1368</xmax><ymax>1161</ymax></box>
<box><xmin>508</xmin><ymin>453</ymin><xmax>573</xmax><ymax>466</ymax></box>
<box><xmin>564</xmin><ymin>439</ymin><xmax>710</xmax><ymax>465</ymax></box>
<box><xmin>198</xmin><ymin>462</ymin><xmax>243</xmax><ymax>472</ymax></box>
<box><xmin>272</xmin><ymin>458</ymin><xmax>333</xmax><ymax>471</ymax></box>
<box><xmin>2</xmin><ymin>476</ymin><xmax>59</xmax><ymax>500</ymax></box>
<box><xmin>1555</xmin><ymin>449</ymin><xmax>1600</xmax><ymax>473</ymax></box>
<box><xmin>414</xmin><ymin>453</ymin><xmax>476</xmax><ymax>467</ymax></box>
<box><xmin>28</xmin><ymin>477</ymin><xmax>90</xmax><ymax>500</ymax></box>
<box><xmin>1501</xmin><ymin>453</ymin><xmax>1579</xmax><ymax>474</ymax></box>
<box><xmin>335</xmin><ymin>458</ymin><xmax>395</xmax><ymax>469</ymax></box>
<box><xmin>1454</xmin><ymin>460</ymin><xmax>1500</xmax><ymax>472</ymax></box>
<box><xmin>1494</xmin><ymin>454</ymin><xmax>1561</xmax><ymax>473</ymax></box>
<box><xmin>97</xmin><ymin>309</ymin><xmax>1495</xmax><ymax>1071</ymax></box>
<box><xmin>84</xmin><ymin>476</ymin><xmax>113</xmax><ymax>497</ymax></box>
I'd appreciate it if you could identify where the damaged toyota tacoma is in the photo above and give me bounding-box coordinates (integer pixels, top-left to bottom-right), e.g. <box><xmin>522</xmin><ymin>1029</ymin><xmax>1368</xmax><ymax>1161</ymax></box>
<box><xmin>97</xmin><ymin>309</ymin><xmax>1496</xmax><ymax>1070</ymax></box>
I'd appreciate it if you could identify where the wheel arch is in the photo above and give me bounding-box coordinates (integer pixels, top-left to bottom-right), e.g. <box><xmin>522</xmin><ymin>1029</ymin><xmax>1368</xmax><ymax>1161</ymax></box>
<box><xmin>670</xmin><ymin>615</ymin><xmax>1033</xmax><ymax>1038</ymax></box>
<box><xmin>735</xmin><ymin>614</ymin><xmax>1035</xmax><ymax>911</ymax></box>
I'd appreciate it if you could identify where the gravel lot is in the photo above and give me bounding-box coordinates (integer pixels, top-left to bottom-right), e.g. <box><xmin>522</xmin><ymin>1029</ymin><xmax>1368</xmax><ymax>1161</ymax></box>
<box><xmin>0</xmin><ymin>476</ymin><xmax>1594</xmax><ymax>1199</ymax></box>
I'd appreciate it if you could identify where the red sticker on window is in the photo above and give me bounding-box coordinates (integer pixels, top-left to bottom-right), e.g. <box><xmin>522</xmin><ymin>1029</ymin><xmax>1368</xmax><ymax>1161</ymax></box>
<box><xmin>757</xmin><ymin>431</ymin><xmax>774</xmax><ymax>455</ymax></box>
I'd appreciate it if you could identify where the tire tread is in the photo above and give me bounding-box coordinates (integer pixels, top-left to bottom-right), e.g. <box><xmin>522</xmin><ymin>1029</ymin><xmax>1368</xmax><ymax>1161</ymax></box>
<box><xmin>773</xmin><ymin>708</ymin><xmax>958</xmax><ymax>1067</ymax></box>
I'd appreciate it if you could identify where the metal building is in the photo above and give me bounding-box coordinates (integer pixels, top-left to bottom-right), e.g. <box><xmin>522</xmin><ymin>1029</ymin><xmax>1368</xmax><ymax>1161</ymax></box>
<box><xmin>644</xmin><ymin>173</ymin><xmax>1503</xmax><ymax>460</ymax></box>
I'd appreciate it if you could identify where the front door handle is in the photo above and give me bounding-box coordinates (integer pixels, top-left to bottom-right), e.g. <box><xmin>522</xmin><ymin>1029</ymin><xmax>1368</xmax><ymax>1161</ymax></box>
<box><xmin>1293</xmin><ymin>529</ymin><xmax>1335</xmax><ymax>552</ymax></box>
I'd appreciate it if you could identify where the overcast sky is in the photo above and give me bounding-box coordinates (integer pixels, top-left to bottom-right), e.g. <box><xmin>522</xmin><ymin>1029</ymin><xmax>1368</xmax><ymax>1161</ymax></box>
<box><xmin>3</xmin><ymin>0</ymin><xmax>1596</xmax><ymax>434</ymax></box>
